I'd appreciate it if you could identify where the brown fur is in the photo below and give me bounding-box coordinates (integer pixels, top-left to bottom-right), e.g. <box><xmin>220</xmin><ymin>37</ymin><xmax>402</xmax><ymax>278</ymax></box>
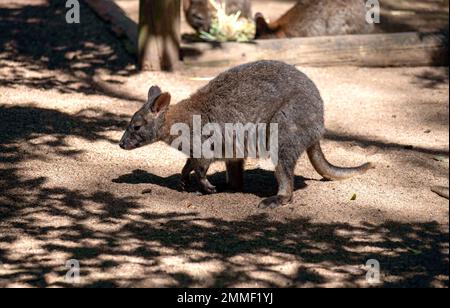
<box><xmin>120</xmin><ymin>61</ymin><xmax>373</xmax><ymax>209</ymax></box>
<box><xmin>255</xmin><ymin>0</ymin><xmax>374</xmax><ymax>39</ymax></box>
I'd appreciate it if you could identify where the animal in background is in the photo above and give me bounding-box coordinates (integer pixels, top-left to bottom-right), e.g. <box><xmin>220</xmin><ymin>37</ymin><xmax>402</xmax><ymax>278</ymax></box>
<box><xmin>120</xmin><ymin>60</ymin><xmax>373</xmax><ymax>209</ymax></box>
<box><xmin>184</xmin><ymin>0</ymin><xmax>252</xmax><ymax>32</ymax></box>
<box><xmin>255</xmin><ymin>0</ymin><xmax>374</xmax><ymax>39</ymax></box>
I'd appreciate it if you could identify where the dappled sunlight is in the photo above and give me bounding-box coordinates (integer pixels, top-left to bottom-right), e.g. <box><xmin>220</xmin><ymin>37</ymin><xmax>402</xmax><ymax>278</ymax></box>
<box><xmin>0</xmin><ymin>0</ymin><xmax>137</xmax><ymax>100</ymax></box>
<box><xmin>0</xmin><ymin>0</ymin><xmax>448</xmax><ymax>289</ymax></box>
<box><xmin>0</xmin><ymin>180</ymin><xmax>447</xmax><ymax>287</ymax></box>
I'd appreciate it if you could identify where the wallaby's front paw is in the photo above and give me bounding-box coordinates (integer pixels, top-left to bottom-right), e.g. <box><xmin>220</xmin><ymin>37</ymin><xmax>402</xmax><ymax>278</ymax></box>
<box><xmin>258</xmin><ymin>196</ymin><xmax>290</xmax><ymax>209</ymax></box>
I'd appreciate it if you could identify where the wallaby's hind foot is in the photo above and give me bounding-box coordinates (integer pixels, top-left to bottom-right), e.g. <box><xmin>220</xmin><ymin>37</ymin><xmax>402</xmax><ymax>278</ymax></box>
<box><xmin>258</xmin><ymin>158</ymin><xmax>295</xmax><ymax>209</ymax></box>
<box><xmin>258</xmin><ymin>195</ymin><xmax>292</xmax><ymax>209</ymax></box>
<box><xmin>307</xmin><ymin>142</ymin><xmax>373</xmax><ymax>181</ymax></box>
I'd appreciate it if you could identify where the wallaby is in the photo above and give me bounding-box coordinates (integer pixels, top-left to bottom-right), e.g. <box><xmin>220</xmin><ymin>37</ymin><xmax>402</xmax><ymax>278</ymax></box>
<box><xmin>119</xmin><ymin>60</ymin><xmax>373</xmax><ymax>209</ymax></box>
<box><xmin>255</xmin><ymin>0</ymin><xmax>374</xmax><ymax>39</ymax></box>
<box><xmin>184</xmin><ymin>0</ymin><xmax>252</xmax><ymax>32</ymax></box>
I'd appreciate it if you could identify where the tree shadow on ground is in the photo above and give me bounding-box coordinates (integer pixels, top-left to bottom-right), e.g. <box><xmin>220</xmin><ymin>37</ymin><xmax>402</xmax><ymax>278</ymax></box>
<box><xmin>412</xmin><ymin>67</ymin><xmax>449</xmax><ymax>90</ymax></box>
<box><xmin>0</xmin><ymin>174</ymin><xmax>448</xmax><ymax>288</ymax></box>
<box><xmin>0</xmin><ymin>104</ymin><xmax>129</xmax><ymax>163</ymax></box>
<box><xmin>0</xmin><ymin>0</ymin><xmax>139</xmax><ymax>101</ymax></box>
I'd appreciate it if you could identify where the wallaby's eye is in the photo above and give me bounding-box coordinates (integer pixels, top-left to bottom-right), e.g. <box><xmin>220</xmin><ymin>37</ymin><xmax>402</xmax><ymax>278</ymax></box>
<box><xmin>191</xmin><ymin>13</ymin><xmax>204</xmax><ymax>22</ymax></box>
<box><xmin>133</xmin><ymin>125</ymin><xmax>142</xmax><ymax>131</ymax></box>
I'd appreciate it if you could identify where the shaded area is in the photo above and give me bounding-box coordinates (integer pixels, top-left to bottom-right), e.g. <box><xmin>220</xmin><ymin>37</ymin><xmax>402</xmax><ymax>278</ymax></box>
<box><xmin>112</xmin><ymin>168</ymin><xmax>308</xmax><ymax>197</ymax></box>
<box><xmin>412</xmin><ymin>67</ymin><xmax>449</xmax><ymax>90</ymax></box>
<box><xmin>0</xmin><ymin>104</ymin><xmax>128</xmax><ymax>163</ymax></box>
<box><xmin>0</xmin><ymin>178</ymin><xmax>448</xmax><ymax>288</ymax></box>
<box><xmin>0</xmin><ymin>0</ymin><xmax>137</xmax><ymax>100</ymax></box>
<box><xmin>0</xmin><ymin>104</ymin><xmax>130</xmax><ymax>223</ymax></box>
<box><xmin>378</xmin><ymin>0</ymin><xmax>449</xmax><ymax>33</ymax></box>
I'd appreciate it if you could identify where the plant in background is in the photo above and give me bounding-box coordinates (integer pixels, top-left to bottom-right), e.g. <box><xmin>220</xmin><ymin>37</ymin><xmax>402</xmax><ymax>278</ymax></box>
<box><xmin>200</xmin><ymin>0</ymin><xmax>255</xmax><ymax>42</ymax></box>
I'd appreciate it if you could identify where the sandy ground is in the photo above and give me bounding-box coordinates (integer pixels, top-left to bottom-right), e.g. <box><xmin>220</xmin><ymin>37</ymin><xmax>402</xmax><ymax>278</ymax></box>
<box><xmin>0</xmin><ymin>0</ymin><xmax>449</xmax><ymax>288</ymax></box>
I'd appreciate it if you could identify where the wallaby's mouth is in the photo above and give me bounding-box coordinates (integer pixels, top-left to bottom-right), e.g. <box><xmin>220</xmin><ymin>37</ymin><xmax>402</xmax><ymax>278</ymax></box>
<box><xmin>119</xmin><ymin>141</ymin><xmax>136</xmax><ymax>151</ymax></box>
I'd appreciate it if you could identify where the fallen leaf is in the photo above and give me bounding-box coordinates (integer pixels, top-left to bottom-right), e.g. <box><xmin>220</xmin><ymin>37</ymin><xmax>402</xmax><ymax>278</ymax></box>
<box><xmin>351</xmin><ymin>194</ymin><xmax>357</xmax><ymax>201</ymax></box>
<box><xmin>433</xmin><ymin>156</ymin><xmax>448</xmax><ymax>162</ymax></box>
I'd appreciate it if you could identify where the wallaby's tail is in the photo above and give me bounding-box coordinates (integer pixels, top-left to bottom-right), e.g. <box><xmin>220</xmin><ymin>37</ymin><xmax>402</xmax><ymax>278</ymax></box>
<box><xmin>307</xmin><ymin>142</ymin><xmax>373</xmax><ymax>181</ymax></box>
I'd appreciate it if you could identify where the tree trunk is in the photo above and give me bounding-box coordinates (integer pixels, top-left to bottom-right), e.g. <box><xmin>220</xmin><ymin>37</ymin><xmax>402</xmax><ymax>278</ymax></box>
<box><xmin>138</xmin><ymin>0</ymin><xmax>180</xmax><ymax>71</ymax></box>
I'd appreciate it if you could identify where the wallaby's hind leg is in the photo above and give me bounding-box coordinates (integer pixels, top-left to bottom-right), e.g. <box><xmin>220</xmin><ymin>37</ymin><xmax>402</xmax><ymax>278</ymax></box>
<box><xmin>258</xmin><ymin>155</ymin><xmax>296</xmax><ymax>209</ymax></box>
<box><xmin>226</xmin><ymin>159</ymin><xmax>245</xmax><ymax>191</ymax></box>
<box><xmin>257</xmin><ymin>98</ymin><xmax>323</xmax><ymax>209</ymax></box>
<box><xmin>193</xmin><ymin>159</ymin><xmax>217</xmax><ymax>194</ymax></box>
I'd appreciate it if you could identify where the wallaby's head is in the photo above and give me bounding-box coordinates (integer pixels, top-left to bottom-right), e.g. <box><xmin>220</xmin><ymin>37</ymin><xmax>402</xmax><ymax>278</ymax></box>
<box><xmin>183</xmin><ymin>0</ymin><xmax>212</xmax><ymax>32</ymax></box>
<box><xmin>119</xmin><ymin>86</ymin><xmax>171</xmax><ymax>151</ymax></box>
<box><xmin>254</xmin><ymin>13</ymin><xmax>278</xmax><ymax>39</ymax></box>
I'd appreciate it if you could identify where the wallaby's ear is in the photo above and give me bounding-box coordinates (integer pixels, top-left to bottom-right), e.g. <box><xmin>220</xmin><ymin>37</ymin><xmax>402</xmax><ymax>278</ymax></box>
<box><xmin>255</xmin><ymin>13</ymin><xmax>270</xmax><ymax>37</ymax></box>
<box><xmin>144</xmin><ymin>86</ymin><xmax>169</xmax><ymax>114</ymax></box>
<box><xmin>151</xmin><ymin>92</ymin><xmax>171</xmax><ymax>114</ymax></box>
<box><xmin>148</xmin><ymin>85</ymin><xmax>162</xmax><ymax>102</ymax></box>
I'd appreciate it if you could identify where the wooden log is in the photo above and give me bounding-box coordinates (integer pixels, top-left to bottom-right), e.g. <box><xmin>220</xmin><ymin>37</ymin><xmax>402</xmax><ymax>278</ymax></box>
<box><xmin>181</xmin><ymin>31</ymin><xmax>449</xmax><ymax>68</ymax></box>
<box><xmin>138</xmin><ymin>0</ymin><xmax>181</xmax><ymax>71</ymax></box>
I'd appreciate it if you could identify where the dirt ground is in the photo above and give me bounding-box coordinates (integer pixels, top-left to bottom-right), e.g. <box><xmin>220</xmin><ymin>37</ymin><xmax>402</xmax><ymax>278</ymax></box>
<box><xmin>0</xmin><ymin>0</ymin><xmax>449</xmax><ymax>288</ymax></box>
